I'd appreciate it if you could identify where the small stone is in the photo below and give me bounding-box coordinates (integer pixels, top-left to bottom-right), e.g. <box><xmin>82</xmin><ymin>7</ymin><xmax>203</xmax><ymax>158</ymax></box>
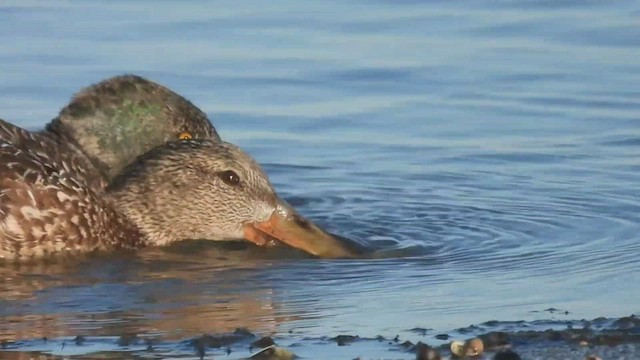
<box><xmin>466</xmin><ymin>338</ymin><xmax>484</xmax><ymax>356</ymax></box>
<box><xmin>579</xmin><ymin>340</ymin><xmax>589</xmax><ymax>346</ymax></box>
<box><xmin>585</xmin><ymin>356</ymin><xmax>602</xmax><ymax>360</ymax></box>
<box><xmin>250</xmin><ymin>345</ymin><xmax>296</xmax><ymax>360</ymax></box>
<box><xmin>234</xmin><ymin>327</ymin><xmax>255</xmax><ymax>337</ymax></box>
<box><xmin>450</xmin><ymin>340</ymin><xmax>466</xmax><ymax>357</ymax></box>
<box><xmin>332</xmin><ymin>334</ymin><xmax>359</xmax><ymax>346</ymax></box>
<box><xmin>435</xmin><ymin>334</ymin><xmax>449</xmax><ymax>340</ymax></box>
<box><xmin>480</xmin><ymin>331</ymin><xmax>510</xmax><ymax>348</ymax></box>
<box><xmin>543</xmin><ymin>329</ymin><xmax>564</xmax><ymax>341</ymax></box>
<box><xmin>410</xmin><ymin>327</ymin><xmax>429</xmax><ymax>336</ymax></box>
<box><xmin>493</xmin><ymin>349</ymin><xmax>522</xmax><ymax>360</ymax></box>
<box><xmin>74</xmin><ymin>335</ymin><xmax>86</xmax><ymax>345</ymax></box>
<box><xmin>194</xmin><ymin>340</ymin><xmax>206</xmax><ymax>359</ymax></box>
<box><xmin>251</xmin><ymin>336</ymin><xmax>276</xmax><ymax>350</ymax></box>
<box><xmin>451</xmin><ymin>338</ymin><xmax>484</xmax><ymax>357</ymax></box>
<box><xmin>613</xmin><ymin>315</ymin><xmax>640</xmax><ymax>330</ymax></box>
<box><xmin>593</xmin><ymin>334</ymin><xmax>623</xmax><ymax>346</ymax></box>
<box><xmin>415</xmin><ymin>341</ymin><xmax>441</xmax><ymax>360</ymax></box>
<box><xmin>401</xmin><ymin>340</ymin><xmax>414</xmax><ymax>348</ymax></box>
<box><xmin>117</xmin><ymin>333</ymin><xmax>138</xmax><ymax>346</ymax></box>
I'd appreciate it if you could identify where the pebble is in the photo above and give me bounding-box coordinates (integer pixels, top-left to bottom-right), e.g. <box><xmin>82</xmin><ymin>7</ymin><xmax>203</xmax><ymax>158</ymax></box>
<box><xmin>332</xmin><ymin>334</ymin><xmax>359</xmax><ymax>346</ymax></box>
<box><xmin>250</xmin><ymin>345</ymin><xmax>296</xmax><ymax>360</ymax></box>
<box><xmin>493</xmin><ymin>349</ymin><xmax>522</xmax><ymax>360</ymax></box>
<box><xmin>414</xmin><ymin>341</ymin><xmax>441</xmax><ymax>360</ymax></box>
<box><xmin>251</xmin><ymin>336</ymin><xmax>276</xmax><ymax>350</ymax></box>
<box><xmin>451</xmin><ymin>338</ymin><xmax>484</xmax><ymax>357</ymax></box>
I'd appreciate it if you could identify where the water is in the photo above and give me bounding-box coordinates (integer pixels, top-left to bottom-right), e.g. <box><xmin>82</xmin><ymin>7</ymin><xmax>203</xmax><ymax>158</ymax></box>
<box><xmin>1</xmin><ymin>0</ymin><xmax>639</xmax><ymax>358</ymax></box>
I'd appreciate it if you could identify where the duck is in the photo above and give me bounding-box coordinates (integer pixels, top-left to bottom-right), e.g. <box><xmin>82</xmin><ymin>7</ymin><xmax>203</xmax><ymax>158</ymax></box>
<box><xmin>0</xmin><ymin>76</ymin><xmax>358</xmax><ymax>260</ymax></box>
<box><xmin>29</xmin><ymin>74</ymin><xmax>220</xmax><ymax>190</ymax></box>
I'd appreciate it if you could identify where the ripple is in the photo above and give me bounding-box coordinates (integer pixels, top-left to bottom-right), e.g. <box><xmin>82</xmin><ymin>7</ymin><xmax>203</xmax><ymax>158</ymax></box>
<box><xmin>2</xmin><ymin>0</ymin><xmax>640</xmax><ymax>354</ymax></box>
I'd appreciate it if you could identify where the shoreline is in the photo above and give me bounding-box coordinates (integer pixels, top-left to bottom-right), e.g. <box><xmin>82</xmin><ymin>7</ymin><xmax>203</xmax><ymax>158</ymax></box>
<box><xmin>1</xmin><ymin>314</ymin><xmax>638</xmax><ymax>359</ymax></box>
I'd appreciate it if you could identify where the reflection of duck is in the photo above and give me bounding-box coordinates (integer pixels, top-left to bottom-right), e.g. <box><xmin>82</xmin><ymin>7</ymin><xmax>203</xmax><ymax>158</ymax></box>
<box><xmin>0</xmin><ymin>76</ymin><xmax>357</xmax><ymax>260</ymax></box>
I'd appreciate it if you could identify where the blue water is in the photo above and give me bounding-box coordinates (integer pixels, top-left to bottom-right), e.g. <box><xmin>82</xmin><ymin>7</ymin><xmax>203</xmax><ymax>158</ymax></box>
<box><xmin>1</xmin><ymin>0</ymin><xmax>639</xmax><ymax>358</ymax></box>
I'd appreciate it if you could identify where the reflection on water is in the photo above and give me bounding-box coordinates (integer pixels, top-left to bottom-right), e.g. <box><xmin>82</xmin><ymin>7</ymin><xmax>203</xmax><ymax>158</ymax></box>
<box><xmin>1</xmin><ymin>0</ymin><xmax>640</xmax><ymax>358</ymax></box>
<box><xmin>0</xmin><ymin>244</ymin><xmax>307</xmax><ymax>340</ymax></box>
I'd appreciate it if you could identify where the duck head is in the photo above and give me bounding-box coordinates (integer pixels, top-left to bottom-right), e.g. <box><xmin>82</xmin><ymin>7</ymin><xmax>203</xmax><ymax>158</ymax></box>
<box><xmin>106</xmin><ymin>139</ymin><xmax>358</xmax><ymax>258</ymax></box>
<box><xmin>45</xmin><ymin>75</ymin><xmax>220</xmax><ymax>181</ymax></box>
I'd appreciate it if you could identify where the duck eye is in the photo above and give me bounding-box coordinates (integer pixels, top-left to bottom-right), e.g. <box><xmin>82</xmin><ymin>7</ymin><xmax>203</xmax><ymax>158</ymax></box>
<box><xmin>219</xmin><ymin>170</ymin><xmax>240</xmax><ymax>186</ymax></box>
<box><xmin>178</xmin><ymin>132</ymin><xmax>193</xmax><ymax>140</ymax></box>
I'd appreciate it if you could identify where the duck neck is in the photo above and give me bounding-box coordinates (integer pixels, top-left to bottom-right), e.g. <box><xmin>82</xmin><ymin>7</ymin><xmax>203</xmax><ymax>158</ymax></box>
<box><xmin>106</xmin><ymin>190</ymin><xmax>184</xmax><ymax>247</ymax></box>
<box><xmin>99</xmin><ymin>202</ymin><xmax>154</xmax><ymax>250</ymax></box>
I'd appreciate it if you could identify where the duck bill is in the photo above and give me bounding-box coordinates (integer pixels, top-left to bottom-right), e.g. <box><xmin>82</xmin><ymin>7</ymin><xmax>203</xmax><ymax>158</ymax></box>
<box><xmin>243</xmin><ymin>203</ymin><xmax>358</xmax><ymax>258</ymax></box>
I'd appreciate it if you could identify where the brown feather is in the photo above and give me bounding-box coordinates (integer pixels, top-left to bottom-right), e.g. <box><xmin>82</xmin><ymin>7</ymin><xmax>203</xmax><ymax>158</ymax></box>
<box><xmin>0</xmin><ymin>123</ymin><xmax>144</xmax><ymax>260</ymax></box>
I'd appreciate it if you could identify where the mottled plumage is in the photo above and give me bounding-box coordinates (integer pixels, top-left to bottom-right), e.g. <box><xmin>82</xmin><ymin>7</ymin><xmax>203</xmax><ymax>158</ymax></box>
<box><xmin>43</xmin><ymin>74</ymin><xmax>221</xmax><ymax>186</ymax></box>
<box><xmin>0</xmin><ymin>121</ymin><xmax>357</xmax><ymax>260</ymax></box>
<box><xmin>106</xmin><ymin>140</ymin><xmax>276</xmax><ymax>246</ymax></box>
<box><xmin>0</xmin><ymin>75</ymin><xmax>358</xmax><ymax>260</ymax></box>
<box><xmin>0</xmin><ymin>121</ymin><xmax>144</xmax><ymax>259</ymax></box>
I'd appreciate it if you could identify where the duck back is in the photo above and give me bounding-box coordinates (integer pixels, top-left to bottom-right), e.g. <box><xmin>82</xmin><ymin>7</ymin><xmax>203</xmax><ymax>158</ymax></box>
<box><xmin>0</xmin><ymin>119</ymin><xmax>144</xmax><ymax>260</ymax></box>
<box><xmin>0</xmin><ymin>119</ymin><xmax>107</xmax><ymax>190</ymax></box>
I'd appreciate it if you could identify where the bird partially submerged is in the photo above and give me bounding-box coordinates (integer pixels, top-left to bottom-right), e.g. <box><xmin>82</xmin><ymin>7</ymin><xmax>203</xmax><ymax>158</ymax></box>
<box><xmin>0</xmin><ymin>75</ymin><xmax>359</xmax><ymax>260</ymax></box>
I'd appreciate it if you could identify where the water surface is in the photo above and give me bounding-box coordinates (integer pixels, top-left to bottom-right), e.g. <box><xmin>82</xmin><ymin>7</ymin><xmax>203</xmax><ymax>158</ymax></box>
<box><xmin>1</xmin><ymin>0</ymin><xmax>639</xmax><ymax>358</ymax></box>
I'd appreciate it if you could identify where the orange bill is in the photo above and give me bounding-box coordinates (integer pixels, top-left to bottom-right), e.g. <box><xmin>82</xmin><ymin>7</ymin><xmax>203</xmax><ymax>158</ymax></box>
<box><xmin>243</xmin><ymin>203</ymin><xmax>359</xmax><ymax>258</ymax></box>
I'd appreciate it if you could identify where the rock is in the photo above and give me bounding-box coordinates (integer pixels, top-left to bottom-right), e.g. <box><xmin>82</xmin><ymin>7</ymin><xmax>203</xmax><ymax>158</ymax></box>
<box><xmin>450</xmin><ymin>338</ymin><xmax>484</xmax><ymax>357</ymax></box>
<box><xmin>234</xmin><ymin>327</ymin><xmax>256</xmax><ymax>337</ymax></box>
<box><xmin>250</xmin><ymin>345</ymin><xmax>296</xmax><ymax>360</ymax></box>
<box><xmin>117</xmin><ymin>333</ymin><xmax>139</xmax><ymax>346</ymax></box>
<box><xmin>251</xmin><ymin>336</ymin><xmax>276</xmax><ymax>350</ymax></box>
<box><xmin>466</xmin><ymin>338</ymin><xmax>484</xmax><ymax>356</ymax></box>
<box><xmin>74</xmin><ymin>335</ymin><xmax>86</xmax><ymax>345</ymax></box>
<box><xmin>190</xmin><ymin>331</ymin><xmax>252</xmax><ymax>349</ymax></box>
<box><xmin>542</xmin><ymin>329</ymin><xmax>564</xmax><ymax>341</ymax></box>
<box><xmin>410</xmin><ymin>327</ymin><xmax>429</xmax><ymax>336</ymax></box>
<box><xmin>479</xmin><ymin>331</ymin><xmax>510</xmax><ymax>348</ymax></box>
<box><xmin>450</xmin><ymin>340</ymin><xmax>465</xmax><ymax>357</ymax></box>
<box><xmin>414</xmin><ymin>341</ymin><xmax>441</xmax><ymax>360</ymax></box>
<box><xmin>192</xmin><ymin>338</ymin><xmax>206</xmax><ymax>359</ymax></box>
<box><xmin>613</xmin><ymin>315</ymin><xmax>640</xmax><ymax>330</ymax></box>
<box><xmin>400</xmin><ymin>340</ymin><xmax>414</xmax><ymax>348</ymax></box>
<box><xmin>493</xmin><ymin>349</ymin><xmax>522</xmax><ymax>360</ymax></box>
<box><xmin>331</xmin><ymin>334</ymin><xmax>359</xmax><ymax>346</ymax></box>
